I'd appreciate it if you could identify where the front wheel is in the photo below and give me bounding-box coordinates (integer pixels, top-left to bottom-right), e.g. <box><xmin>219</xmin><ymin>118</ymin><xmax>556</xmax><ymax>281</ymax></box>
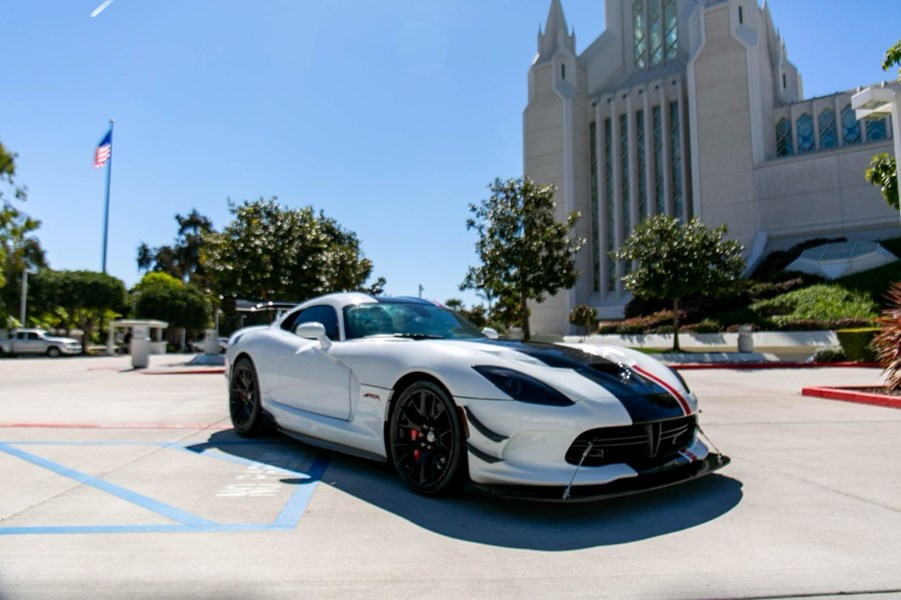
<box><xmin>229</xmin><ymin>357</ymin><xmax>267</xmax><ymax>437</ymax></box>
<box><xmin>388</xmin><ymin>381</ymin><xmax>467</xmax><ymax>496</ymax></box>
<box><xmin>46</xmin><ymin>347</ymin><xmax>61</xmax><ymax>358</ymax></box>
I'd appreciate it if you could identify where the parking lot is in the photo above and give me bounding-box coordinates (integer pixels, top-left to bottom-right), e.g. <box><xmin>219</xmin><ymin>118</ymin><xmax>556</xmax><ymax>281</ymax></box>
<box><xmin>1</xmin><ymin>354</ymin><xmax>900</xmax><ymax>600</ymax></box>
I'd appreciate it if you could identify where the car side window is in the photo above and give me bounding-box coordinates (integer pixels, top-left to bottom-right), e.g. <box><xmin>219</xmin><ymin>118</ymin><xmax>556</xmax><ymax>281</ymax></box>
<box><xmin>281</xmin><ymin>305</ymin><xmax>340</xmax><ymax>340</ymax></box>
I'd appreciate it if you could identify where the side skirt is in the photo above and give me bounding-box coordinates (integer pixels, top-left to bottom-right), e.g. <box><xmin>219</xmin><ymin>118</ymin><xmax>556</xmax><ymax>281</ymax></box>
<box><xmin>279</xmin><ymin>429</ymin><xmax>388</xmax><ymax>463</ymax></box>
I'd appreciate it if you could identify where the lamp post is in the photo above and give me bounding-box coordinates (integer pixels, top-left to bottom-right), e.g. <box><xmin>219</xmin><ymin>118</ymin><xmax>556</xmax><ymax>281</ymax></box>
<box><xmin>852</xmin><ymin>82</ymin><xmax>901</xmax><ymax>227</ymax></box>
<box><xmin>19</xmin><ymin>268</ymin><xmax>35</xmax><ymax>327</ymax></box>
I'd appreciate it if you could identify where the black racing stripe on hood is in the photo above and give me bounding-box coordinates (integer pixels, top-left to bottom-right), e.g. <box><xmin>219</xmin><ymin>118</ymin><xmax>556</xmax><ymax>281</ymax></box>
<box><xmin>472</xmin><ymin>340</ymin><xmax>685</xmax><ymax>422</ymax></box>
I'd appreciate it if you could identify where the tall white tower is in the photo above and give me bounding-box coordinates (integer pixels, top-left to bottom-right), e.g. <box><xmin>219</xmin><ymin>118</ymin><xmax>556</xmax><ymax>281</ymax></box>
<box><xmin>523</xmin><ymin>0</ymin><xmax>591</xmax><ymax>335</ymax></box>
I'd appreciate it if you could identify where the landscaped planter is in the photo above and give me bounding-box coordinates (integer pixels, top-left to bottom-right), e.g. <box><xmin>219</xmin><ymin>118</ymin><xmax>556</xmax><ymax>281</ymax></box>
<box><xmin>565</xmin><ymin>331</ymin><xmax>840</xmax><ymax>361</ymax></box>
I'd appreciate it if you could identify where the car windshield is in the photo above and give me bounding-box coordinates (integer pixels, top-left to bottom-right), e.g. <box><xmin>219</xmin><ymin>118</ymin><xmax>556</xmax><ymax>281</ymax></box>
<box><xmin>343</xmin><ymin>301</ymin><xmax>484</xmax><ymax>341</ymax></box>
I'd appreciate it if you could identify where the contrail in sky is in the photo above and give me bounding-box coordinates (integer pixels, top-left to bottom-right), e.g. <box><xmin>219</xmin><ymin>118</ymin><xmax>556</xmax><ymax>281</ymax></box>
<box><xmin>90</xmin><ymin>0</ymin><xmax>117</xmax><ymax>18</ymax></box>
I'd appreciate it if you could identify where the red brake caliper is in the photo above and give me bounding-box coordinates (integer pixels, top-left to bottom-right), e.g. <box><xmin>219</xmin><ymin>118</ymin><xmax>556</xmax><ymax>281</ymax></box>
<box><xmin>411</xmin><ymin>429</ymin><xmax>421</xmax><ymax>461</ymax></box>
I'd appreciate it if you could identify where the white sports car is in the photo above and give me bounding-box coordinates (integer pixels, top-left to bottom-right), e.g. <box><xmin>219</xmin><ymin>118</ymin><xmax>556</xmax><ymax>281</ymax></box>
<box><xmin>226</xmin><ymin>292</ymin><xmax>729</xmax><ymax>501</ymax></box>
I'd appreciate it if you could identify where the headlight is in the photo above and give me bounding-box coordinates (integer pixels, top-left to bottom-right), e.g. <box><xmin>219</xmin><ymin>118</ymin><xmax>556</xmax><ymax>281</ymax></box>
<box><xmin>473</xmin><ymin>366</ymin><xmax>574</xmax><ymax>406</ymax></box>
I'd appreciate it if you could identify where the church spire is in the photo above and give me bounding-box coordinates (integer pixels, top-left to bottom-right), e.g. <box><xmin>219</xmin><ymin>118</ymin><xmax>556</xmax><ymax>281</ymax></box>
<box><xmin>537</xmin><ymin>0</ymin><xmax>575</xmax><ymax>62</ymax></box>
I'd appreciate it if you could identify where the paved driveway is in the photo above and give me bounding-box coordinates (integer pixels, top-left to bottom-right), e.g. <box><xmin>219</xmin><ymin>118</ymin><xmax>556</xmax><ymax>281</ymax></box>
<box><xmin>0</xmin><ymin>355</ymin><xmax>899</xmax><ymax>599</ymax></box>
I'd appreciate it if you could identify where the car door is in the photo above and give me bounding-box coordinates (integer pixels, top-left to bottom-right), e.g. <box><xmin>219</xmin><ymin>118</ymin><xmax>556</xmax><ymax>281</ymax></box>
<box><xmin>264</xmin><ymin>305</ymin><xmax>353</xmax><ymax>421</ymax></box>
<box><xmin>16</xmin><ymin>332</ymin><xmax>41</xmax><ymax>354</ymax></box>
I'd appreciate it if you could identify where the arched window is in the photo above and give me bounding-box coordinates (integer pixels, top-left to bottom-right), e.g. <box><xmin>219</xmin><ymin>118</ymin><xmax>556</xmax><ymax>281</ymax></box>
<box><xmin>818</xmin><ymin>108</ymin><xmax>837</xmax><ymax>149</ymax></box>
<box><xmin>776</xmin><ymin>118</ymin><xmax>793</xmax><ymax>157</ymax></box>
<box><xmin>796</xmin><ymin>114</ymin><xmax>815</xmax><ymax>153</ymax></box>
<box><xmin>841</xmin><ymin>105</ymin><xmax>861</xmax><ymax>145</ymax></box>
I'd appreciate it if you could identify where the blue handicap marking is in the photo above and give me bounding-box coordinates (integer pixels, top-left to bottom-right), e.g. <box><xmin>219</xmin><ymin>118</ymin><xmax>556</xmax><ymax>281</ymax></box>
<box><xmin>0</xmin><ymin>440</ymin><xmax>330</xmax><ymax>535</ymax></box>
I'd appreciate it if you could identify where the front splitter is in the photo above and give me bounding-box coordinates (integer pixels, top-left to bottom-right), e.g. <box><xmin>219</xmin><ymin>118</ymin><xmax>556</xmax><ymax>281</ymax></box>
<box><xmin>465</xmin><ymin>453</ymin><xmax>731</xmax><ymax>503</ymax></box>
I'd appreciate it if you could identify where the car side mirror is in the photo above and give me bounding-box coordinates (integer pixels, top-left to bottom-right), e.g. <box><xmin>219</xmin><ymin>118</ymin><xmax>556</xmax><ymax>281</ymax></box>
<box><xmin>482</xmin><ymin>327</ymin><xmax>499</xmax><ymax>340</ymax></box>
<box><xmin>294</xmin><ymin>321</ymin><xmax>332</xmax><ymax>350</ymax></box>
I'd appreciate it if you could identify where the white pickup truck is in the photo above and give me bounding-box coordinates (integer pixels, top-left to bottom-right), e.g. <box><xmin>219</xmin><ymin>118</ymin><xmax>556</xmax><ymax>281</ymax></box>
<box><xmin>0</xmin><ymin>328</ymin><xmax>83</xmax><ymax>357</ymax></box>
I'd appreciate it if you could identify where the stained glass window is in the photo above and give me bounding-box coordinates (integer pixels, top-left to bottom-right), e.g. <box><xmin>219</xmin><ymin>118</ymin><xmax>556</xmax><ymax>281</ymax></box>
<box><xmin>664</xmin><ymin>0</ymin><xmax>678</xmax><ymax>62</ymax></box>
<box><xmin>841</xmin><ymin>105</ymin><xmax>861</xmax><ymax>145</ymax></box>
<box><xmin>589</xmin><ymin>122</ymin><xmax>600</xmax><ymax>293</ymax></box>
<box><xmin>776</xmin><ymin>118</ymin><xmax>793</xmax><ymax>157</ymax></box>
<box><xmin>867</xmin><ymin>119</ymin><xmax>887</xmax><ymax>141</ymax></box>
<box><xmin>605</xmin><ymin>118</ymin><xmax>616</xmax><ymax>292</ymax></box>
<box><xmin>796</xmin><ymin>114</ymin><xmax>815</xmax><ymax>154</ymax></box>
<box><xmin>620</xmin><ymin>113</ymin><xmax>631</xmax><ymax>238</ymax></box>
<box><xmin>653</xmin><ymin>105</ymin><xmax>664</xmax><ymax>215</ymax></box>
<box><xmin>634</xmin><ymin>0</ymin><xmax>677</xmax><ymax>70</ymax></box>
<box><xmin>636</xmin><ymin>110</ymin><xmax>648</xmax><ymax>220</ymax></box>
<box><xmin>633</xmin><ymin>0</ymin><xmax>647</xmax><ymax>70</ymax></box>
<box><xmin>649</xmin><ymin>0</ymin><xmax>663</xmax><ymax>67</ymax></box>
<box><xmin>818</xmin><ymin>108</ymin><xmax>837</xmax><ymax>150</ymax></box>
<box><xmin>669</xmin><ymin>101</ymin><xmax>683</xmax><ymax>221</ymax></box>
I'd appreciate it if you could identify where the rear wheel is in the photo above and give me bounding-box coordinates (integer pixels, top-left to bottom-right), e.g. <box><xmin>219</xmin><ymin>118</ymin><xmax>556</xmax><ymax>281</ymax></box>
<box><xmin>388</xmin><ymin>381</ymin><xmax>466</xmax><ymax>496</ymax></box>
<box><xmin>229</xmin><ymin>357</ymin><xmax>266</xmax><ymax>437</ymax></box>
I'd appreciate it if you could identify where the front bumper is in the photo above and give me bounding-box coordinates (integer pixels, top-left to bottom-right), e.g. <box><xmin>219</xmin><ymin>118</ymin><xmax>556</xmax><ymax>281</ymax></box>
<box><xmin>466</xmin><ymin>452</ymin><xmax>731</xmax><ymax>502</ymax></box>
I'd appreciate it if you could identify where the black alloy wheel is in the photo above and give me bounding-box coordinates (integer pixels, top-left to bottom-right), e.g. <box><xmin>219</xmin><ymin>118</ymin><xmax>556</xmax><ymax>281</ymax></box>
<box><xmin>229</xmin><ymin>357</ymin><xmax>265</xmax><ymax>437</ymax></box>
<box><xmin>388</xmin><ymin>381</ymin><xmax>466</xmax><ymax>495</ymax></box>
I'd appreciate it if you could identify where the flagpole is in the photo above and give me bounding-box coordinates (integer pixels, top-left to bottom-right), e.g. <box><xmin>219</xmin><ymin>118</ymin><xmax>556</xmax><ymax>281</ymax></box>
<box><xmin>101</xmin><ymin>119</ymin><xmax>114</xmax><ymax>274</ymax></box>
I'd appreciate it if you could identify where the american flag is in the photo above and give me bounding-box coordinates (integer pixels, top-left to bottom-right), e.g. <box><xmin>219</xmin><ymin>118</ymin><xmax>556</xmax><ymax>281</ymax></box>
<box><xmin>94</xmin><ymin>130</ymin><xmax>112</xmax><ymax>168</ymax></box>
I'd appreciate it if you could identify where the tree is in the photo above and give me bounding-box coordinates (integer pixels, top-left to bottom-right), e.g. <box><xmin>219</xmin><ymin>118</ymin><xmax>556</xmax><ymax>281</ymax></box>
<box><xmin>866</xmin><ymin>39</ymin><xmax>901</xmax><ymax>209</ymax></box>
<box><xmin>202</xmin><ymin>197</ymin><xmax>383</xmax><ymax>303</ymax></box>
<box><xmin>866</xmin><ymin>153</ymin><xmax>898</xmax><ymax>210</ymax></box>
<box><xmin>0</xmin><ymin>141</ymin><xmax>47</xmax><ymax>327</ymax></box>
<box><xmin>459</xmin><ymin>304</ymin><xmax>488</xmax><ymax>328</ymax></box>
<box><xmin>30</xmin><ymin>270</ymin><xmax>127</xmax><ymax>351</ymax></box>
<box><xmin>613</xmin><ymin>216</ymin><xmax>745</xmax><ymax>352</ymax></box>
<box><xmin>444</xmin><ymin>298</ymin><xmax>463</xmax><ymax>312</ymax></box>
<box><xmin>461</xmin><ymin>177</ymin><xmax>584</xmax><ymax>340</ymax></box>
<box><xmin>883</xmin><ymin>39</ymin><xmax>901</xmax><ymax>81</ymax></box>
<box><xmin>569</xmin><ymin>304</ymin><xmax>599</xmax><ymax>338</ymax></box>
<box><xmin>134</xmin><ymin>272</ymin><xmax>210</xmax><ymax>344</ymax></box>
<box><xmin>137</xmin><ymin>209</ymin><xmax>215</xmax><ymax>287</ymax></box>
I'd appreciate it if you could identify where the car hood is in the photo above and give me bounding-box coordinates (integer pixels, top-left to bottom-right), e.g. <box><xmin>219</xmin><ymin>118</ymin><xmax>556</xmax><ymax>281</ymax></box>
<box><xmin>345</xmin><ymin>338</ymin><xmax>691</xmax><ymax>421</ymax></box>
<box><xmin>45</xmin><ymin>335</ymin><xmax>81</xmax><ymax>345</ymax></box>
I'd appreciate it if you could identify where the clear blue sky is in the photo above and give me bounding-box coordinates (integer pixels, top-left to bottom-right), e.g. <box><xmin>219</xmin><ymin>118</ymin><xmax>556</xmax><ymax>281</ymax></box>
<box><xmin>2</xmin><ymin>0</ymin><xmax>900</xmax><ymax>306</ymax></box>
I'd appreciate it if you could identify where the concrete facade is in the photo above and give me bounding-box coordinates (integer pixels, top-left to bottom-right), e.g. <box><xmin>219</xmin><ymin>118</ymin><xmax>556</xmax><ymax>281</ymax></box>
<box><xmin>524</xmin><ymin>0</ymin><xmax>898</xmax><ymax>334</ymax></box>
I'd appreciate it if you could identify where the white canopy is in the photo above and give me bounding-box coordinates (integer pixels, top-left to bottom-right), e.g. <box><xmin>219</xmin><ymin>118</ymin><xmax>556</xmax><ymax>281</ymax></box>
<box><xmin>786</xmin><ymin>241</ymin><xmax>898</xmax><ymax>280</ymax></box>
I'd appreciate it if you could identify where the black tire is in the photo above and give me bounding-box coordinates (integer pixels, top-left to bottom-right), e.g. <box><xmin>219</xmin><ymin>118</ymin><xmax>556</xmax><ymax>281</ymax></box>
<box><xmin>229</xmin><ymin>357</ymin><xmax>266</xmax><ymax>437</ymax></box>
<box><xmin>388</xmin><ymin>381</ymin><xmax>467</xmax><ymax>496</ymax></box>
<box><xmin>47</xmin><ymin>347</ymin><xmax>61</xmax><ymax>358</ymax></box>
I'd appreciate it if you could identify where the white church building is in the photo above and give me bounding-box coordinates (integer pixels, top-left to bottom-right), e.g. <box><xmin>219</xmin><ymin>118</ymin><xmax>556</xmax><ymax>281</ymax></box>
<box><xmin>524</xmin><ymin>0</ymin><xmax>897</xmax><ymax>334</ymax></box>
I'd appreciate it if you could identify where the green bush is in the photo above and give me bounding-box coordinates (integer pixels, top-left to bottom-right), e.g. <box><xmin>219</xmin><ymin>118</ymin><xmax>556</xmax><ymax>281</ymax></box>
<box><xmin>569</xmin><ymin>304</ymin><xmax>599</xmax><ymax>335</ymax></box>
<box><xmin>750</xmin><ymin>284</ymin><xmax>878</xmax><ymax>324</ymax></box>
<box><xmin>810</xmin><ymin>347</ymin><xmax>847</xmax><ymax>363</ymax></box>
<box><xmin>836</xmin><ymin>328</ymin><xmax>879</xmax><ymax>362</ymax></box>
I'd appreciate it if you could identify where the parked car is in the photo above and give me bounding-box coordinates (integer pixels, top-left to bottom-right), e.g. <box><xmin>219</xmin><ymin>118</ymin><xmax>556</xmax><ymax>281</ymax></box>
<box><xmin>0</xmin><ymin>329</ymin><xmax>83</xmax><ymax>357</ymax></box>
<box><xmin>190</xmin><ymin>337</ymin><xmax>229</xmax><ymax>354</ymax></box>
<box><xmin>226</xmin><ymin>293</ymin><xmax>729</xmax><ymax>501</ymax></box>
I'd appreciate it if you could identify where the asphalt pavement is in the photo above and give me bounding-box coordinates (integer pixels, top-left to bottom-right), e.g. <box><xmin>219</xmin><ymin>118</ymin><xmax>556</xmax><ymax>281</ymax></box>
<box><xmin>1</xmin><ymin>354</ymin><xmax>900</xmax><ymax>600</ymax></box>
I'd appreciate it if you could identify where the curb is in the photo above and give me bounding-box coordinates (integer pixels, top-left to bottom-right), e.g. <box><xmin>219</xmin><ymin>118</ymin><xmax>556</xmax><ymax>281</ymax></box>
<box><xmin>140</xmin><ymin>367</ymin><xmax>226</xmax><ymax>375</ymax></box>
<box><xmin>671</xmin><ymin>361</ymin><xmax>880</xmax><ymax>370</ymax></box>
<box><xmin>801</xmin><ymin>386</ymin><xmax>901</xmax><ymax>409</ymax></box>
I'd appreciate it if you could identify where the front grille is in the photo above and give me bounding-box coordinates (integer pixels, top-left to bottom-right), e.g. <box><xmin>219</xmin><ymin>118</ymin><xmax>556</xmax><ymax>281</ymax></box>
<box><xmin>565</xmin><ymin>415</ymin><xmax>697</xmax><ymax>469</ymax></box>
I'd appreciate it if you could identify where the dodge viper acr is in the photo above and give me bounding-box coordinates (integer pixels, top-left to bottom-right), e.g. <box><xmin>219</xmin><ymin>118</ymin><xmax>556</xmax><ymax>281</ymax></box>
<box><xmin>225</xmin><ymin>293</ymin><xmax>729</xmax><ymax>501</ymax></box>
